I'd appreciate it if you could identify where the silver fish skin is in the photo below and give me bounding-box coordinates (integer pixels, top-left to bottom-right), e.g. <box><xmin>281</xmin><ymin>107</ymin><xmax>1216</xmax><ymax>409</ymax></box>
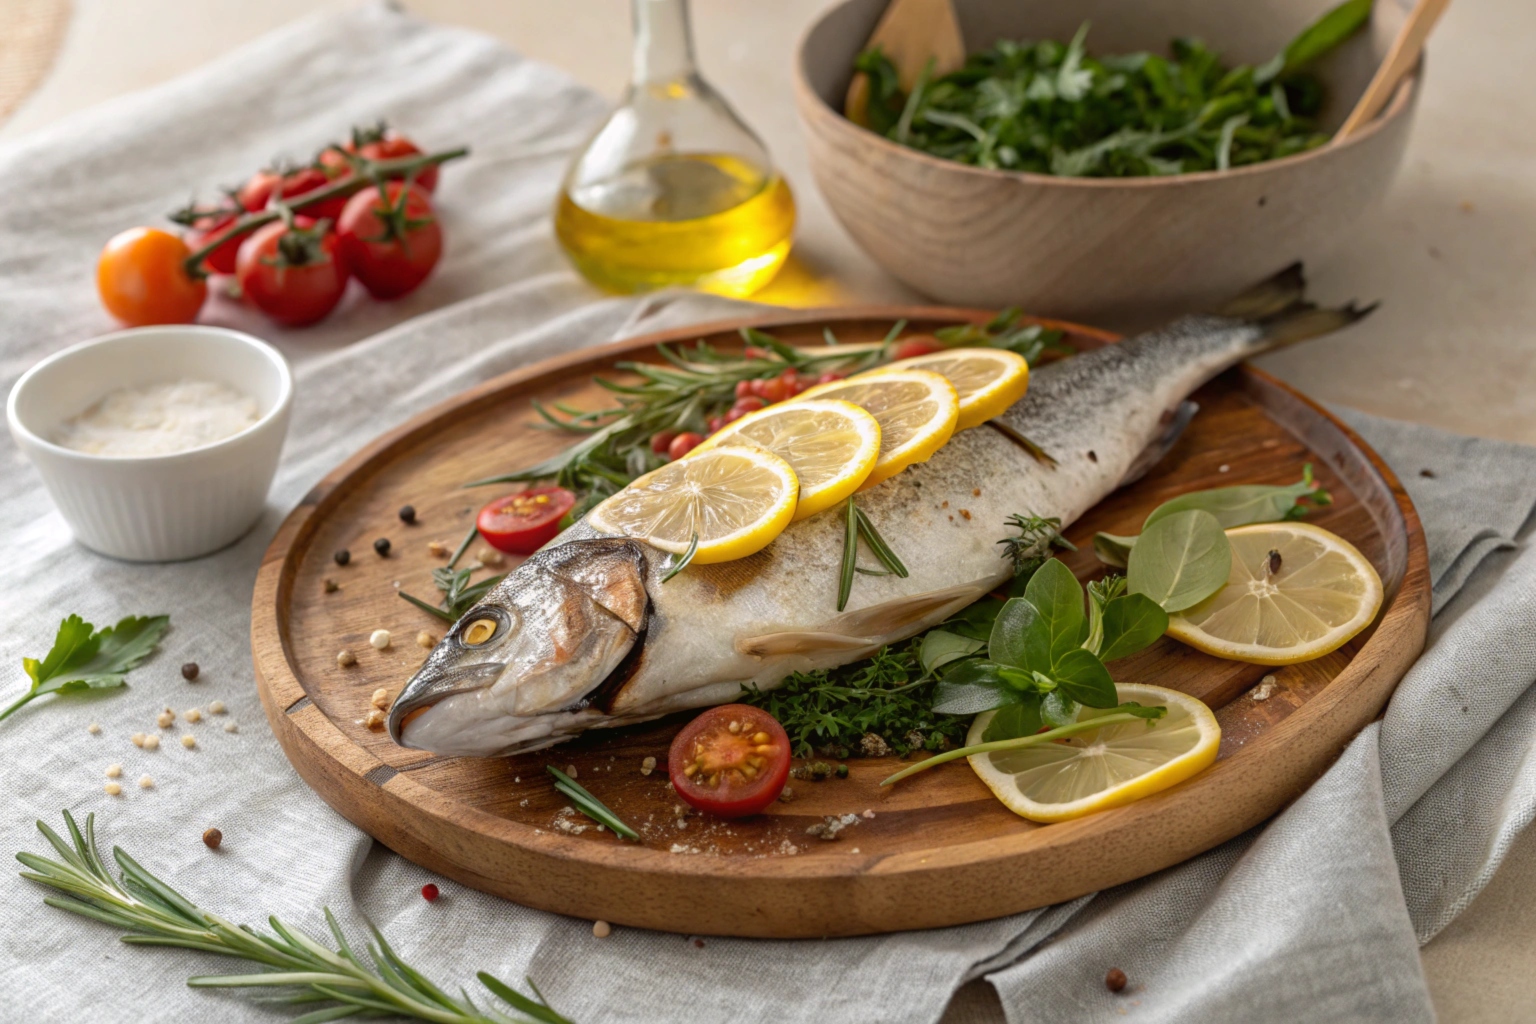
<box><xmin>389</xmin><ymin>267</ymin><xmax>1368</xmax><ymax>757</ymax></box>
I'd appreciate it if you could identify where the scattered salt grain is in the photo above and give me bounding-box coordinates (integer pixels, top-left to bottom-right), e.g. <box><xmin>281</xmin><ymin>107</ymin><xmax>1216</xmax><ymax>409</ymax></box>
<box><xmin>1252</xmin><ymin>675</ymin><xmax>1278</xmax><ymax>701</ymax></box>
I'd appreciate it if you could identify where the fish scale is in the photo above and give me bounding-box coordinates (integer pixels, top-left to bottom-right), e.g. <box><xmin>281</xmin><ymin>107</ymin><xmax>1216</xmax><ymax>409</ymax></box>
<box><xmin>389</xmin><ymin>266</ymin><xmax>1369</xmax><ymax>757</ymax></box>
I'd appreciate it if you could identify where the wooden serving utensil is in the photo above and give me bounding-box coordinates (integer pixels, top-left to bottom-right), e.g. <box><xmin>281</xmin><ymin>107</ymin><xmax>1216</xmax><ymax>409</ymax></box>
<box><xmin>1335</xmin><ymin>0</ymin><xmax>1451</xmax><ymax>140</ymax></box>
<box><xmin>844</xmin><ymin>0</ymin><xmax>965</xmax><ymax>127</ymax></box>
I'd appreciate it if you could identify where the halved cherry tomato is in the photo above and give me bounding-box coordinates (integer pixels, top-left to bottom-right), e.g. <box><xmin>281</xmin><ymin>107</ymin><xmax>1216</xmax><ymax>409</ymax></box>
<box><xmin>337</xmin><ymin>182</ymin><xmax>442</xmax><ymax>299</ymax></box>
<box><xmin>668</xmin><ymin>705</ymin><xmax>791</xmax><ymax>818</ymax></box>
<box><xmin>890</xmin><ymin>337</ymin><xmax>946</xmax><ymax>360</ymax></box>
<box><xmin>477</xmin><ymin>486</ymin><xmax>576</xmax><ymax>555</ymax></box>
<box><xmin>235</xmin><ymin>215</ymin><xmax>349</xmax><ymax>327</ymax></box>
<box><xmin>96</xmin><ymin>227</ymin><xmax>207</xmax><ymax>326</ymax></box>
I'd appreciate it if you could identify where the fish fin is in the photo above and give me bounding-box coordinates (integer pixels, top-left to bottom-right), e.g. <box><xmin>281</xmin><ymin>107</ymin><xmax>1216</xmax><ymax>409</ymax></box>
<box><xmin>735</xmin><ymin>582</ymin><xmax>993</xmax><ymax>658</ymax></box>
<box><xmin>1120</xmin><ymin>401</ymin><xmax>1198</xmax><ymax>487</ymax></box>
<box><xmin>1256</xmin><ymin>300</ymin><xmax>1377</xmax><ymax>350</ymax></box>
<box><xmin>1212</xmin><ymin>262</ymin><xmax>1308</xmax><ymax>319</ymax></box>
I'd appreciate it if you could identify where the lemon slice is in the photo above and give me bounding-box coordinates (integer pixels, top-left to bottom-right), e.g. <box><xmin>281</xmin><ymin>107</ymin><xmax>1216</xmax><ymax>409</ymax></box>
<box><xmin>587</xmin><ymin>446</ymin><xmax>798</xmax><ymax>564</ymax></box>
<box><xmin>1166</xmin><ymin>521</ymin><xmax>1384</xmax><ymax>665</ymax></box>
<box><xmin>689</xmin><ymin>399</ymin><xmax>881</xmax><ymax>521</ymax></box>
<box><xmin>865</xmin><ymin>347</ymin><xmax>1029</xmax><ymax>430</ymax></box>
<box><xmin>792</xmin><ymin>369</ymin><xmax>958</xmax><ymax>489</ymax></box>
<box><xmin>968</xmin><ymin>683</ymin><xmax>1220</xmax><ymax>823</ymax></box>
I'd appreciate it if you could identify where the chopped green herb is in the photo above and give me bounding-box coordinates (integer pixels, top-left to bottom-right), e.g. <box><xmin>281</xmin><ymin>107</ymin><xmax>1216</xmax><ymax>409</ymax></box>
<box><xmin>854</xmin><ymin>2</ymin><xmax>1371</xmax><ymax>177</ymax></box>
<box><xmin>547</xmin><ymin>765</ymin><xmax>639</xmax><ymax>840</ymax></box>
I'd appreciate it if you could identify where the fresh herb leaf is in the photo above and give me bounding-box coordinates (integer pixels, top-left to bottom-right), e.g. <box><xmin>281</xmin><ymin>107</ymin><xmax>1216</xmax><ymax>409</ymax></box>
<box><xmin>919</xmin><ymin>630</ymin><xmax>986</xmax><ymax>674</ymax></box>
<box><xmin>741</xmin><ymin>641</ymin><xmax>969</xmax><ymax>758</ymax></box>
<box><xmin>1259</xmin><ymin>0</ymin><xmax>1373</xmax><ymax>84</ymax></box>
<box><xmin>987</xmin><ymin>597</ymin><xmax>1039</xmax><ymax>670</ymax></box>
<box><xmin>998</xmin><ymin>512</ymin><xmax>1074</xmax><ymax>581</ymax></box>
<box><xmin>2</xmin><ymin>615</ymin><xmax>169</xmax><ymax>724</ymax></box>
<box><xmin>1127</xmin><ymin>508</ymin><xmax>1232</xmax><ymax>612</ymax></box>
<box><xmin>981</xmin><ymin>697</ymin><xmax>1044</xmax><ymax>741</ymax></box>
<box><xmin>20</xmin><ymin>811</ymin><xmax>569</xmax><ymax>1024</ymax></box>
<box><xmin>934</xmin><ymin>310</ymin><xmax>1073</xmax><ymax>365</ymax></box>
<box><xmin>1050</xmin><ymin>648</ymin><xmax>1118</xmax><ymax>708</ymax></box>
<box><xmin>932</xmin><ymin>660</ymin><xmax>1026</xmax><ymax>715</ymax></box>
<box><xmin>1142</xmin><ymin>464</ymin><xmax>1331</xmax><ymax>531</ymax></box>
<box><xmin>660</xmin><ymin>532</ymin><xmax>699</xmax><ymax>584</ymax></box>
<box><xmin>1096</xmin><ymin>593</ymin><xmax>1170</xmax><ymax>662</ymax></box>
<box><xmin>1093</xmin><ymin>531</ymin><xmax>1137</xmax><ymax>569</ymax></box>
<box><xmin>400</xmin><ymin>564</ymin><xmax>506</xmax><ymax>623</ymax></box>
<box><xmin>1023</xmin><ymin>558</ymin><xmax>1088</xmax><ymax>666</ymax></box>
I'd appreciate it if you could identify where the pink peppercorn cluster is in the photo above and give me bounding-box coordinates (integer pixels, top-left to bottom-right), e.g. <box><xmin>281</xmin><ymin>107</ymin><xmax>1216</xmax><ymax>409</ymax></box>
<box><xmin>647</xmin><ymin>366</ymin><xmax>847</xmax><ymax>461</ymax></box>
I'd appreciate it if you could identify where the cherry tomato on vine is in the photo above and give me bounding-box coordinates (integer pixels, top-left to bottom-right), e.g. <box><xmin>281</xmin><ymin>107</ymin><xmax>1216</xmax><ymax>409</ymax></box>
<box><xmin>337</xmin><ymin>182</ymin><xmax>443</xmax><ymax>300</ymax></box>
<box><xmin>668</xmin><ymin>704</ymin><xmax>791</xmax><ymax>817</ymax></box>
<box><xmin>321</xmin><ymin>124</ymin><xmax>438</xmax><ymax>192</ymax></box>
<box><xmin>477</xmin><ymin>486</ymin><xmax>577</xmax><ymax>555</ymax></box>
<box><xmin>186</xmin><ymin>209</ymin><xmax>248</xmax><ymax>276</ymax></box>
<box><xmin>275</xmin><ymin>167</ymin><xmax>348</xmax><ymax>222</ymax></box>
<box><xmin>96</xmin><ymin>227</ymin><xmax>207</xmax><ymax>327</ymax></box>
<box><xmin>235</xmin><ymin>215</ymin><xmax>349</xmax><ymax>327</ymax></box>
<box><xmin>890</xmin><ymin>338</ymin><xmax>947</xmax><ymax>361</ymax></box>
<box><xmin>236</xmin><ymin>169</ymin><xmax>284</xmax><ymax>213</ymax></box>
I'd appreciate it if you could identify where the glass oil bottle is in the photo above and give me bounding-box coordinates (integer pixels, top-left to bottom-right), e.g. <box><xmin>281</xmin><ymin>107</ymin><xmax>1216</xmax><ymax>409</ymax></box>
<box><xmin>555</xmin><ymin>0</ymin><xmax>796</xmax><ymax>298</ymax></box>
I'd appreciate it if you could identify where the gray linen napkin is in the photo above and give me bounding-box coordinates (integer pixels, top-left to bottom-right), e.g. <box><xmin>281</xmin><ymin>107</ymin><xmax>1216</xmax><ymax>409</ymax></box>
<box><xmin>2</xmin><ymin>7</ymin><xmax>1535</xmax><ymax>1024</ymax></box>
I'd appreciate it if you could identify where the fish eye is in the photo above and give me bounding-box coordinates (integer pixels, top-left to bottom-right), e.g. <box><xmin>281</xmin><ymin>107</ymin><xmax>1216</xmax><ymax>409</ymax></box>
<box><xmin>462</xmin><ymin>618</ymin><xmax>498</xmax><ymax>646</ymax></box>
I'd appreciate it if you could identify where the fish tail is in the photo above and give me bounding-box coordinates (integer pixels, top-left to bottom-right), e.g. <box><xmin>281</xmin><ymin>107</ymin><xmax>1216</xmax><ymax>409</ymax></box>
<box><xmin>1211</xmin><ymin>262</ymin><xmax>1376</xmax><ymax>351</ymax></box>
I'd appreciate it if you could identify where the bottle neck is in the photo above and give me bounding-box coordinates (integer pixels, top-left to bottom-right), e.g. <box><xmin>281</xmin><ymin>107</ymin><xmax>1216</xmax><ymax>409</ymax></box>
<box><xmin>630</xmin><ymin>0</ymin><xmax>697</xmax><ymax>86</ymax></box>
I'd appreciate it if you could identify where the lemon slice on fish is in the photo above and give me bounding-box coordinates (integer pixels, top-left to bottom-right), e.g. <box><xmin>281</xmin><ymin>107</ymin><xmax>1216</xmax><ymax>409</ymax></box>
<box><xmin>588</xmin><ymin>446</ymin><xmax>798</xmax><ymax>564</ymax></box>
<box><xmin>1166</xmin><ymin>522</ymin><xmax>1384</xmax><ymax>665</ymax></box>
<box><xmin>967</xmin><ymin>684</ymin><xmax>1220</xmax><ymax>823</ymax></box>
<box><xmin>864</xmin><ymin>347</ymin><xmax>1030</xmax><ymax>430</ymax></box>
<box><xmin>689</xmin><ymin>399</ymin><xmax>881</xmax><ymax>521</ymax></box>
<box><xmin>791</xmin><ymin>369</ymin><xmax>959</xmax><ymax>489</ymax></box>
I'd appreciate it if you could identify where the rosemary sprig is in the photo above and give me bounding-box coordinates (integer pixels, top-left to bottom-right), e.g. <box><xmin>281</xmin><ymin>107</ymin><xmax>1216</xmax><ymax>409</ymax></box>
<box><xmin>546</xmin><ymin>766</ymin><xmax>639</xmax><ymax>840</ymax></box>
<box><xmin>18</xmin><ymin>811</ymin><xmax>571</xmax><ymax>1024</ymax></box>
<box><xmin>659</xmin><ymin>532</ymin><xmax>699</xmax><ymax>584</ymax></box>
<box><xmin>837</xmin><ymin>500</ymin><xmax>909</xmax><ymax>610</ymax></box>
<box><xmin>400</xmin><ymin>526</ymin><xmax>504</xmax><ymax>622</ymax></box>
<box><xmin>998</xmin><ymin>513</ymin><xmax>1075</xmax><ymax>581</ymax></box>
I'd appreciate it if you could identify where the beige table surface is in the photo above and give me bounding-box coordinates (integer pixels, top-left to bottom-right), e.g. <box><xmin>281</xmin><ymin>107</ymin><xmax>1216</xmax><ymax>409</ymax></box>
<box><xmin>5</xmin><ymin>1</ymin><xmax>1535</xmax><ymax>1021</ymax></box>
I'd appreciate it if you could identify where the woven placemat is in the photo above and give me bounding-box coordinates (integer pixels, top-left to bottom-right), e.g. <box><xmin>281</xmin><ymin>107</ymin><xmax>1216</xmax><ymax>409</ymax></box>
<box><xmin>0</xmin><ymin>0</ymin><xmax>70</xmax><ymax>124</ymax></box>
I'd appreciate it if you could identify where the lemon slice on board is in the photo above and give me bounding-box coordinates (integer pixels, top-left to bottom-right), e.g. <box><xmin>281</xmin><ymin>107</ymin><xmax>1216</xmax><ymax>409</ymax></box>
<box><xmin>967</xmin><ymin>684</ymin><xmax>1220</xmax><ymax>823</ymax></box>
<box><xmin>865</xmin><ymin>347</ymin><xmax>1030</xmax><ymax>430</ymax></box>
<box><xmin>1166</xmin><ymin>522</ymin><xmax>1384</xmax><ymax>666</ymax></box>
<box><xmin>792</xmin><ymin>369</ymin><xmax>959</xmax><ymax>489</ymax></box>
<box><xmin>689</xmin><ymin>399</ymin><xmax>881</xmax><ymax>521</ymax></box>
<box><xmin>587</xmin><ymin>446</ymin><xmax>798</xmax><ymax>564</ymax></box>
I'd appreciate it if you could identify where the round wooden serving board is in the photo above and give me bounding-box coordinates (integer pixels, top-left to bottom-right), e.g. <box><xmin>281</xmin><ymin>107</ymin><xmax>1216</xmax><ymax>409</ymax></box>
<box><xmin>252</xmin><ymin>307</ymin><xmax>1430</xmax><ymax>938</ymax></box>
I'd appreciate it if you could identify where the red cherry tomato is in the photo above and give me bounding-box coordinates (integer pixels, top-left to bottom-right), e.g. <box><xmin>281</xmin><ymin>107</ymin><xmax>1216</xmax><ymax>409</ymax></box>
<box><xmin>668</xmin><ymin>704</ymin><xmax>791</xmax><ymax>818</ymax></box>
<box><xmin>476</xmin><ymin>486</ymin><xmax>577</xmax><ymax>555</ymax></box>
<box><xmin>276</xmin><ymin>167</ymin><xmax>348</xmax><ymax>222</ymax></box>
<box><xmin>322</xmin><ymin>126</ymin><xmax>438</xmax><ymax>192</ymax></box>
<box><xmin>668</xmin><ymin>432</ymin><xmax>704</xmax><ymax>459</ymax></box>
<box><xmin>236</xmin><ymin>169</ymin><xmax>283</xmax><ymax>213</ymax></box>
<box><xmin>650</xmin><ymin>430</ymin><xmax>678</xmax><ymax>454</ymax></box>
<box><xmin>731</xmin><ymin>396</ymin><xmax>766</xmax><ymax>416</ymax></box>
<box><xmin>96</xmin><ymin>227</ymin><xmax>207</xmax><ymax>327</ymax></box>
<box><xmin>891</xmin><ymin>338</ymin><xmax>947</xmax><ymax>360</ymax></box>
<box><xmin>235</xmin><ymin>216</ymin><xmax>349</xmax><ymax>327</ymax></box>
<box><xmin>186</xmin><ymin>210</ymin><xmax>249</xmax><ymax>276</ymax></box>
<box><xmin>337</xmin><ymin>182</ymin><xmax>443</xmax><ymax>300</ymax></box>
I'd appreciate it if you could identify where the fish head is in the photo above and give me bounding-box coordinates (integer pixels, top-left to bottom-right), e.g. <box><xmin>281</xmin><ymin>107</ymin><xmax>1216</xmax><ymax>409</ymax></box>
<box><xmin>387</xmin><ymin>539</ymin><xmax>649</xmax><ymax>755</ymax></box>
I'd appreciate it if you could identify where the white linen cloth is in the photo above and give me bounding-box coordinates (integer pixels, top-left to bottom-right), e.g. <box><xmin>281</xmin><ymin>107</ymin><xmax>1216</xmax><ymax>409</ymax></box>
<box><xmin>2</xmin><ymin>7</ymin><xmax>1534</xmax><ymax>1023</ymax></box>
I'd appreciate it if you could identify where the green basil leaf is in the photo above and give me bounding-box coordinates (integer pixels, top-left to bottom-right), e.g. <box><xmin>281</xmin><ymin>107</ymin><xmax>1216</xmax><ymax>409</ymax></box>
<box><xmin>1127</xmin><ymin>509</ymin><xmax>1232</xmax><ymax>612</ymax></box>
<box><xmin>982</xmin><ymin>695</ymin><xmax>1044</xmax><ymax>742</ymax></box>
<box><xmin>945</xmin><ymin>596</ymin><xmax>1007</xmax><ymax>640</ymax></box>
<box><xmin>987</xmin><ymin>598</ymin><xmax>1039</xmax><ymax>669</ymax></box>
<box><xmin>1097</xmin><ymin>594</ymin><xmax>1170</xmax><ymax>662</ymax></box>
<box><xmin>1023</xmin><ymin>558</ymin><xmax>1086</xmax><ymax>667</ymax></box>
<box><xmin>1142</xmin><ymin>473</ymin><xmax>1323</xmax><ymax>531</ymax></box>
<box><xmin>1051</xmin><ymin>648</ymin><xmax>1118</xmax><ymax>708</ymax></box>
<box><xmin>1040</xmin><ymin>691</ymin><xmax>1080</xmax><ymax>728</ymax></box>
<box><xmin>1093</xmin><ymin>532</ymin><xmax>1136</xmax><ymax>568</ymax></box>
<box><xmin>931</xmin><ymin>663</ymin><xmax>1023</xmax><ymax>714</ymax></box>
<box><xmin>919</xmin><ymin>630</ymin><xmax>986</xmax><ymax>674</ymax></box>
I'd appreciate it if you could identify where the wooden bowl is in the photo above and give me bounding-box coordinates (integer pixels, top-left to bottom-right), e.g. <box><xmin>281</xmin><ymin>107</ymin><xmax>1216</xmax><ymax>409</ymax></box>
<box><xmin>794</xmin><ymin>0</ymin><xmax>1420</xmax><ymax>325</ymax></box>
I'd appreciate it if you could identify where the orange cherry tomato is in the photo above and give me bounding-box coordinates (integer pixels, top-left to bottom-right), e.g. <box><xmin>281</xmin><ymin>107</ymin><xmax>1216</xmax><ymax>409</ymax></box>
<box><xmin>96</xmin><ymin>227</ymin><xmax>207</xmax><ymax>327</ymax></box>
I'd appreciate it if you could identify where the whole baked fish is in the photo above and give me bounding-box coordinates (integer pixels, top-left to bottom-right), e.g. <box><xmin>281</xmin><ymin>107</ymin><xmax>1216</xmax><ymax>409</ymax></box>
<box><xmin>389</xmin><ymin>267</ymin><xmax>1367</xmax><ymax>756</ymax></box>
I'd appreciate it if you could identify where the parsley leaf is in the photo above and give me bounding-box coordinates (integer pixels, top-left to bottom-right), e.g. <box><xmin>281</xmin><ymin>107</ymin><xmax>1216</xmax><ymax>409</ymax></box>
<box><xmin>2</xmin><ymin>614</ymin><xmax>170</xmax><ymax>724</ymax></box>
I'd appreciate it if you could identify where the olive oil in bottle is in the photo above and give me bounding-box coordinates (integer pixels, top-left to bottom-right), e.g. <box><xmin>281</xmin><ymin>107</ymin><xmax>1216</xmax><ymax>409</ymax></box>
<box><xmin>554</xmin><ymin>0</ymin><xmax>795</xmax><ymax>298</ymax></box>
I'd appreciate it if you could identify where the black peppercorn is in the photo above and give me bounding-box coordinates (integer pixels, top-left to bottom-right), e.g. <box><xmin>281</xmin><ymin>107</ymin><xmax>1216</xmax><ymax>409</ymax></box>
<box><xmin>373</xmin><ymin>538</ymin><xmax>391</xmax><ymax>557</ymax></box>
<box><xmin>334</xmin><ymin>549</ymin><xmax>350</xmax><ymax>566</ymax></box>
<box><xmin>398</xmin><ymin>505</ymin><xmax>417</xmax><ymax>524</ymax></box>
<box><xmin>181</xmin><ymin>662</ymin><xmax>199</xmax><ymax>681</ymax></box>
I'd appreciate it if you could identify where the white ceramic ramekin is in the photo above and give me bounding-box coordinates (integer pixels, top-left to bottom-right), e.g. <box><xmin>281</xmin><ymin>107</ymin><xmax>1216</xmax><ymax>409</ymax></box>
<box><xmin>7</xmin><ymin>326</ymin><xmax>293</xmax><ymax>562</ymax></box>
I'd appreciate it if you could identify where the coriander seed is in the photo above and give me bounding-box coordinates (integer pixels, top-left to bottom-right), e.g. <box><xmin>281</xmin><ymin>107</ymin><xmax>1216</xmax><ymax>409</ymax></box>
<box><xmin>202</xmin><ymin>828</ymin><xmax>223</xmax><ymax>850</ymax></box>
<box><xmin>373</xmin><ymin>537</ymin><xmax>391</xmax><ymax>557</ymax></box>
<box><xmin>181</xmin><ymin>662</ymin><xmax>200</xmax><ymax>681</ymax></box>
<box><xmin>87</xmin><ymin>723</ymin><xmax>101</xmax><ymax>735</ymax></box>
<box><xmin>105</xmin><ymin>764</ymin><xmax>122</xmax><ymax>779</ymax></box>
<box><xmin>209</xmin><ymin>700</ymin><xmax>226</xmax><ymax>714</ymax></box>
<box><xmin>428</xmin><ymin>540</ymin><xmax>449</xmax><ymax>557</ymax></box>
<box><xmin>104</xmin><ymin>782</ymin><xmax>122</xmax><ymax>796</ymax></box>
<box><xmin>337</xmin><ymin>649</ymin><xmax>357</xmax><ymax>668</ymax></box>
<box><xmin>184</xmin><ymin>708</ymin><xmax>202</xmax><ymax>723</ymax></box>
<box><xmin>324</xmin><ymin>578</ymin><xmax>340</xmax><ymax>594</ymax></box>
<box><xmin>334</xmin><ymin>548</ymin><xmax>351</xmax><ymax>566</ymax></box>
<box><xmin>223</xmin><ymin>722</ymin><xmax>238</xmax><ymax>734</ymax></box>
<box><xmin>365</xmin><ymin>709</ymin><xmax>385</xmax><ymax>729</ymax></box>
<box><xmin>370</xmin><ymin>688</ymin><xmax>391</xmax><ymax>710</ymax></box>
<box><xmin>593</xmin><ymin>920</ymin><xmax>612</xmax><ymax>938</ymax></box>
<box><xmin>143</xmin><ymin>735</ymin><xmax>161</xmax><ymax>751</ymax></box>
<box><xmin>181</xmin><ymin>735</ymin><xmax>196</xmax><ymax>749</ymax></box>
<box><xmin>416</xmin><ymin>631</ymin><xmax>435</xmax><ymax>649</ymax></box>
<box><xmin>156</xmin><ymin>710</ymin><xmax>174</xmax><ymax>729</ymax></box>
<box><xmin>398</xmin><ymin>505</ymin><xmax>417</xmax><ymax>524</ymax></box>
<box><xmin>138</xmin><ymin>775</ymin><xmax>154</xmax><ymax>789</ymax></box>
